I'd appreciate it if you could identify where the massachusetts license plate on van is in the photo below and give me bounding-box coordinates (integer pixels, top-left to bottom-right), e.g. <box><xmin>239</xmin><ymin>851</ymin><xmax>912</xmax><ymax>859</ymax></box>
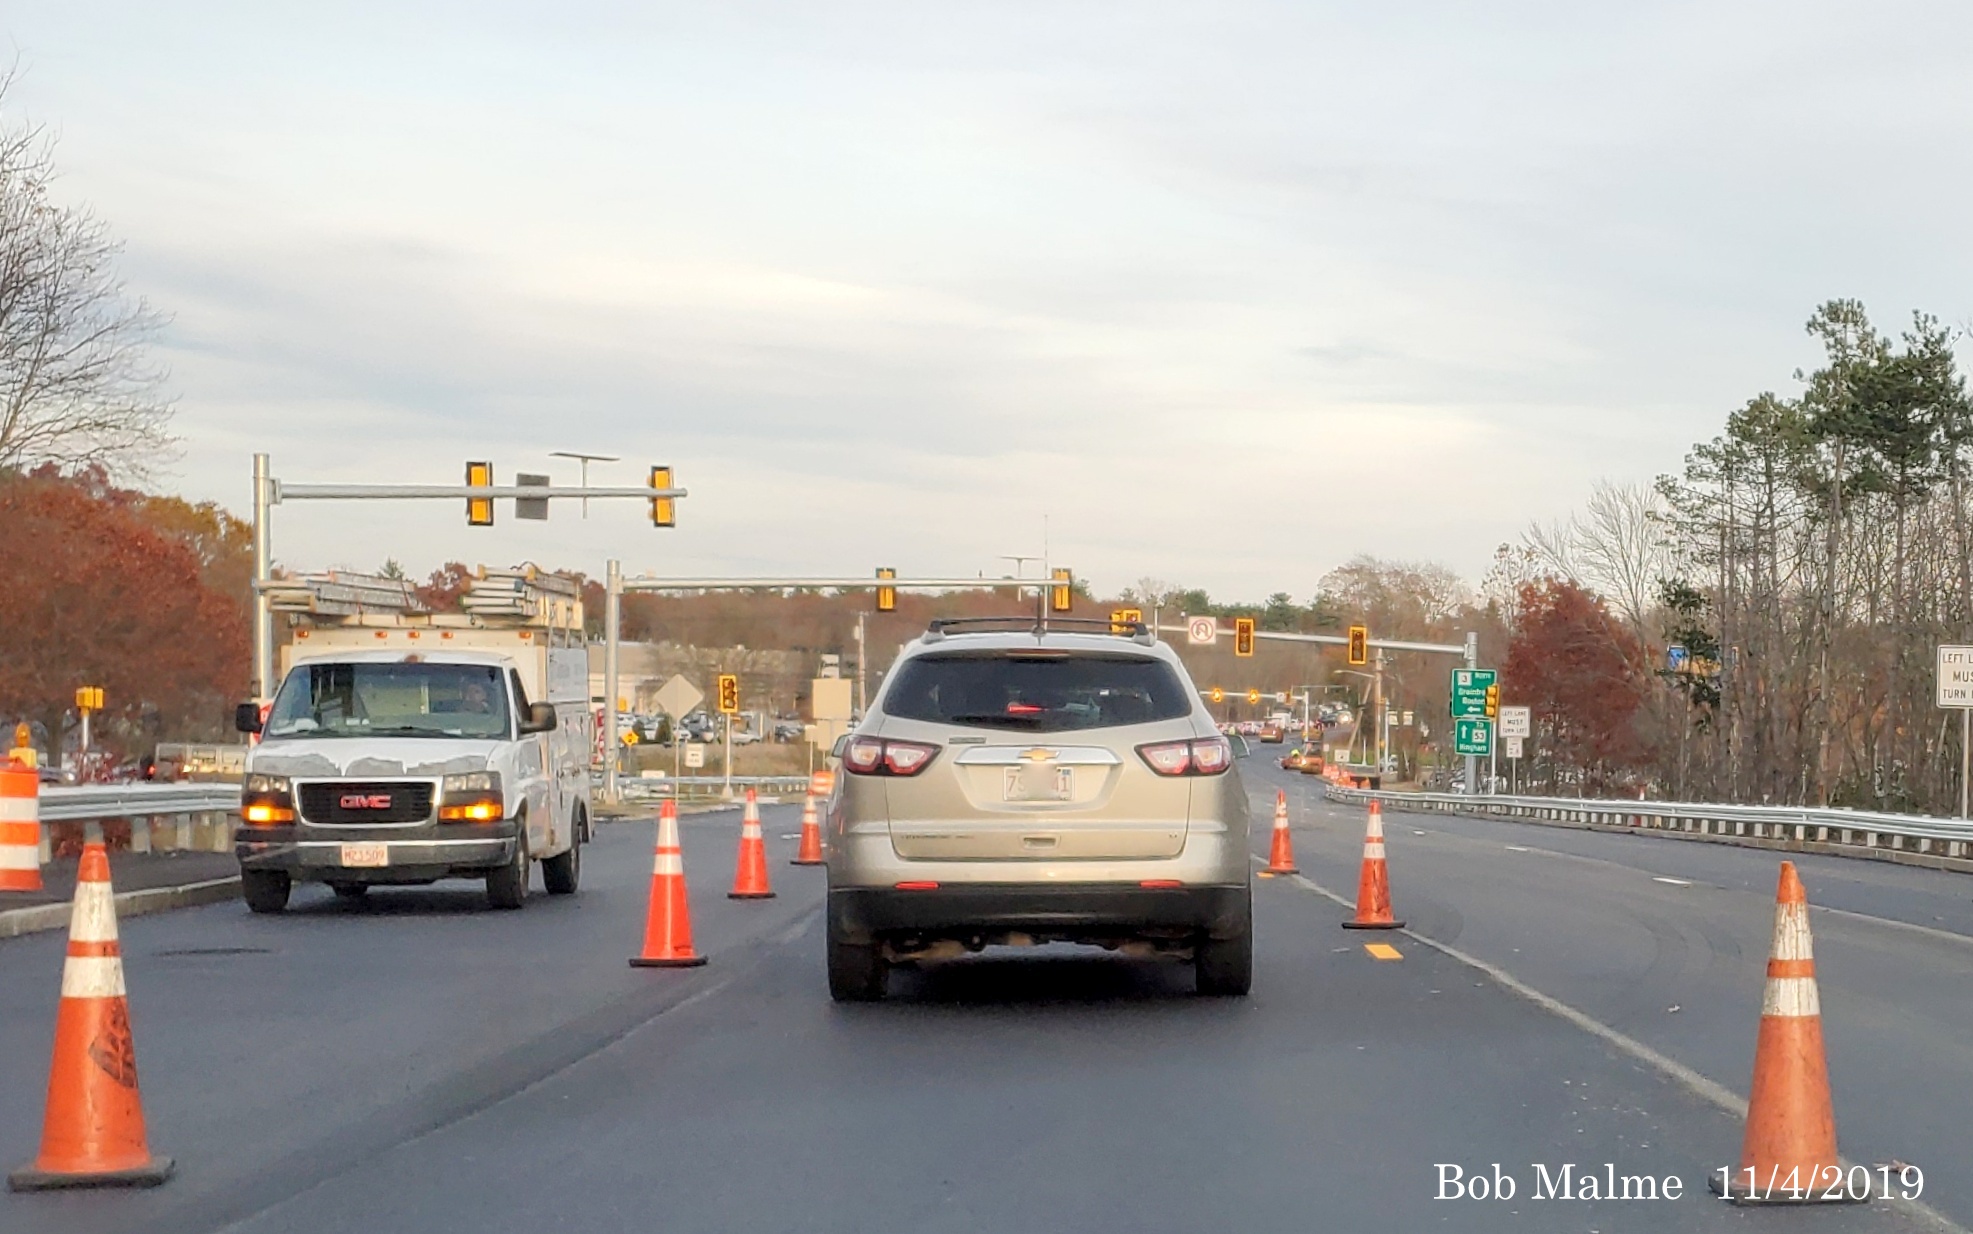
<box><xmin>340</xmin><ymin>843</ymin><xmax>389</xmax><ymax>868</ymax></box>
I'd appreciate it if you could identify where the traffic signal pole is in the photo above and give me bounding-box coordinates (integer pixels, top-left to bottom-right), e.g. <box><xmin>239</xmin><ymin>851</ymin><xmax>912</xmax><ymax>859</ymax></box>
<box><xmin>1465</xmin><ymin>631</ymin><xmax>1480</xmax><ymax>798</ymax></box>
<box><xmin>605</xmin><ymin>559</ymin><xmax>622</xmax><ymax>804</ymax></box>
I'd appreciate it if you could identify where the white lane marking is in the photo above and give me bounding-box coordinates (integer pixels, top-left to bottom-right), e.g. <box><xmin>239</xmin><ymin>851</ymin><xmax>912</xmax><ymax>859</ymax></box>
<box><xmin>1505</xmin><ymin>845</ymin><xmax>1530</xmax><ymax>852</ymax></box>
<box><xmin>1812</xmin><ymin>903</ymin><xmax>1973</xmax><ymax>951</ymax></box>
<box><xmin>1264</xmin><ymin>857</ymin><xmax>1970</xmax><ymax>1234</ymax></box>
<box><xmin>1652</xmin><ymin>876</ymin><xmax>1693</xmax><ymax>886</ymax></box>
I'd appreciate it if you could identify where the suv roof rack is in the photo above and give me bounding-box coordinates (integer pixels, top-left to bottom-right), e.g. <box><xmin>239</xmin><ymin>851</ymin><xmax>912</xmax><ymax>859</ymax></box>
<box><xmin>922</xmin><ymin>616</ymin><xmax>1154</xmax><ymax>645</ymax></box>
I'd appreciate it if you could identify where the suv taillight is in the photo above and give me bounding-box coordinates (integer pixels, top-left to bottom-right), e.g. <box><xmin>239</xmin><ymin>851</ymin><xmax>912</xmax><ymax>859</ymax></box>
<box><xmin>843</xmin><ymin>737</ymin><xmax>940</xmax><ymax>777</ymax></box>
<box><xmin>1136</xmin><ymin>737</ymin><xmax>1232</xmax><ymax>777</ymax></box>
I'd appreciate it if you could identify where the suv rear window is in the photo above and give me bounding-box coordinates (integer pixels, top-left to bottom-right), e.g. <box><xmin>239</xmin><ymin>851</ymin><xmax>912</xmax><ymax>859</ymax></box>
<box><xmin>882</xmin><ymin>653</ymin><xmax>1192</xmax><ymax>732</ymax></box>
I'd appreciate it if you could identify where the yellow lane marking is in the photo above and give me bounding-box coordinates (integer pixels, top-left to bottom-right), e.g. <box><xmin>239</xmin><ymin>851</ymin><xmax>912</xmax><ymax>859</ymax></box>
<box><xmin>1363</xmin><ymin>943</ymin><xmax>1403</xmax><ymax>961</ymax></box>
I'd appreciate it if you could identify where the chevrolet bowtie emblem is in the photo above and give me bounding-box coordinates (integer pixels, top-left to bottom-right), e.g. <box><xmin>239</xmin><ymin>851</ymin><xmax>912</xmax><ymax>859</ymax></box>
<box><xmin>1020</xmin><ymin>748</ymin><xmax>1058</xmax><ymax>762</ymax></box>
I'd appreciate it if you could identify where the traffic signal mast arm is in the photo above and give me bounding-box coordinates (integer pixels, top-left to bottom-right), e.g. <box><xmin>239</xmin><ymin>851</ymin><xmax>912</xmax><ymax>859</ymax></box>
<box><xmin>619</xmin><ymin>575</ymin><xmax>1069</xmax><ymax>592</ymax></box>
<box><xmin>277</xmin><ymin>482</ymin><xmax>687</xmax><ymax>501</ymax></box>
<box><xmin>1156</xmin><ymin>624</ymin><xmax>1466</xmax><ymax>656</ymax></box>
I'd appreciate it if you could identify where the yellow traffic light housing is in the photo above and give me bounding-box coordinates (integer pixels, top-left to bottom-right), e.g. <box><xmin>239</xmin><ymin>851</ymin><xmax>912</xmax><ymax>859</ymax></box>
<box><xmin>1485</xmin><ymin>683</ymin><xmax>1499</xmax><ymax>718</ymax></box>
<box><xmin>1247</xmin><ymin>688</ymin><xmax>1261</xmax><ymax>705</ymax></box>
<box><xmin>1347</xmin><ymin>624</ymin><xmax>1368</xmax><ymax>666</ymax></box>
<box><xmin>649</xmin><ymin>465</ymin><xmax>676</xmax><ymax>527</ymax></box>
<box><xmin>1234</xmin><ymin>617</ymin><xmax>1255</xmax><ymax>658</ymax></box>
<box><xmin>876</xmin><ymin>567</ymin><xmax>897</xmax><ymax>613</ymax></box>
<box><xmin>465</xmin><ymin>461</ymin><xmax>494</xmax><ymax>526</ymax></box>
<box><xmin>1050</xmin><ymin>568</ymin><xmax>1073</xmax><ymax>613</ymax></box>
<box><xmin>1110</xmin><ymin>607</ymin><xmax>1142</xmax><ymax>635</ymax></box>
<box><xmin>1209</xmin><ymin>687</ymin><xmax>1224</xmax><ymax>704</ymax></box>
<box><xmin>74</xmin><ymin>686</ymin><xmax>104</xmax><ymax>712</ymax></box>
<box><xmin>717</xmin><ymin>674</ymin><xmax>740</xmax><ymax>715</ymax></box>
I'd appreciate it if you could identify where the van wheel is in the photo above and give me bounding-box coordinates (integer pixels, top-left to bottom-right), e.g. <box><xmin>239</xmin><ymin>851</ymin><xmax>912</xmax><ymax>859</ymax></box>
<box><xmin>542</xmin><ymin>815</ymin><xmax>582</xmax><ymax>895</ymax></box>
<box><xmin>243</xmin><ymin>869</ymin><xmax>290</xmax><ymax>914</ymax></box>
<box><xmin>1195</xmin><ymin>898</ymin><xmax>1253</xmax><ymax>996</ymax></box>
<box><xmin>486</xmin><ymin>837</ymin><xmax>529</xmax><ymax>910</ymax></box>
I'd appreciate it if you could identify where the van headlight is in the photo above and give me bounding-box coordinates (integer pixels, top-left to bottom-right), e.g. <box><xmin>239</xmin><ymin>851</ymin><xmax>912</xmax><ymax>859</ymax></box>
<box><xmin>438</xmin><ymin>771</ymin><xmax>504</xmax><ymax>822</ymax></box>
<box><xmin>241</xmin><ymin>774</ymin><xmax>295</xmax><ymax>825</ymax></box>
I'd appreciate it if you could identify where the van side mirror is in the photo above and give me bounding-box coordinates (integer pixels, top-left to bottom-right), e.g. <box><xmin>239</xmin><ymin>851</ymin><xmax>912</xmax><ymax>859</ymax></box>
<box><xmin>519</xmin><ymin>702</ymin><xmax>558</xmax><ymax>735</ymax></box>
<box><xmin>234</xmin><ymin>702</ymin><xmax>263</xmax><ymax>735</ymax></box>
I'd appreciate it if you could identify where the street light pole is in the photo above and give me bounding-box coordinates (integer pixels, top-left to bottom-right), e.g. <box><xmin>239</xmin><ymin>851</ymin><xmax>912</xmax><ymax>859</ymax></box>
<box><xmin>549</xmin><ymin>451</ymin><xmax>621</xmax><ymax>517</ymax></box>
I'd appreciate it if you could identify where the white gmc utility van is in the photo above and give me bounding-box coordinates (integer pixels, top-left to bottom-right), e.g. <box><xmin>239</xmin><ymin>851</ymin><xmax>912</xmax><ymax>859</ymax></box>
<box><xmin>233</xmin><ymin>569</ymin><xmax>594</xmax><ymax>912</ymax></box>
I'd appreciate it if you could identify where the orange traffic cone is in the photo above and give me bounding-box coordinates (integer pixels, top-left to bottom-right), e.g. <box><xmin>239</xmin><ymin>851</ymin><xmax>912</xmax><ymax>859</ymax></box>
<box><xmin>729</xmin><ymin>787</ymin><xmax>775</xmax><ymax>899</ymax></box>
<box><xmin>630</xmin><ymin>800</ymin><xmax>706</xmax><ymax>968</ymax></box>
<box><xmin>1264</xmin><ymin>789</ymin><xmax>1298</xmax><ymax>875</ymax></box>
<box><xmin>1342</xmin><ymin>799</ymin><xmax>1404</xmax><ymax>930</ymax></box>
<box><xmin>9</xmin><ymin>840</ymin><xmax>172</xmax><ymax>1190</ymax></box>
<box><xmin>1</xmin><ymin>757</ymin><xmax>43</xmax><ymax>893</ymax></box>
<box><xmin>1711</xmin><ymin>862</ymin><xmax>1856</xmax><ymax>1203</ymax></box>
<box><xmin>792</xmin><ymin>790</ymin><xmax>824</xmax><ymax>866</ymax></box>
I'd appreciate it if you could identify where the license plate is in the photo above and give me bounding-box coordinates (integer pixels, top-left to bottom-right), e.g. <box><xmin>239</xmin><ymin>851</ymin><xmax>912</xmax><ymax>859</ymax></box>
<box><xmin>340</xmin><ymin>843</ymin><xmax>389</xmax><ymax>868</ymax></box>
<box><xmin>1003</xmin><ymin>765</ymin><xmax>1072</xmax><ymax>802</ymax></box>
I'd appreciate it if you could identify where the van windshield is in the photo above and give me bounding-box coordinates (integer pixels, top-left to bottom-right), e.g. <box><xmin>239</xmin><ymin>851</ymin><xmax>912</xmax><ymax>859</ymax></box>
<box><xmin>882</xmin><ymin>653</ymin><xmax>1192</xmax><ymax>732</ymax></box>
<box><xmin>263</xmin><ymin>662</ymin><xmax>511</xmax><ymax>740</ymax></box>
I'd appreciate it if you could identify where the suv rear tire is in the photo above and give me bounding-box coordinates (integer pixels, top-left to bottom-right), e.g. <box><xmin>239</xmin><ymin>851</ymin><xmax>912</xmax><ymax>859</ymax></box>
<box><xmin>243</xmin><ymin>869</ymin><xmax>291</xmax><ymax>914</ymax></box>
<box><xmin>1195</xmin><ymin>898</ymin><xmax>1253</xmax><ymax>996</ymax></box>
<box><xmin>827</xmin><ymin>923</ymin><xmax>888</xmax><ymax>1002</ymax></box>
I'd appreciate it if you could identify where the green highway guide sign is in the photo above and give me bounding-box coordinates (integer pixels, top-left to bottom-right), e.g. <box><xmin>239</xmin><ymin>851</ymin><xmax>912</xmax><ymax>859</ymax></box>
<box><xmin>1454</xmin><ymin>717</ymin><xmax>1492</xmax><ymax>756</ymax></box>
<box><xmin>1451</xmin><ymin>668</ymin><xmax>1497</xmax><ymax>718</ymax></box>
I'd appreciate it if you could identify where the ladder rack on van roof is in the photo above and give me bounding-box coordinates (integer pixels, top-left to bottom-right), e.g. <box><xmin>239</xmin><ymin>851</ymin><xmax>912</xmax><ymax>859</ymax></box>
<box><xmin>268</xmin><ymin>565</ymin><xmax>584</xmax><ymax>635</ymax></box>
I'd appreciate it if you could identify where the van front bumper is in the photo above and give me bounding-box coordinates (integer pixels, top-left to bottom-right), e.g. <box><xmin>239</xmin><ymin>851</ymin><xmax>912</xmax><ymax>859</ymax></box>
<box><xmin>236</xmin><ymin>824</ymin><xmax>519</xmax><ymax>883</ymax></box>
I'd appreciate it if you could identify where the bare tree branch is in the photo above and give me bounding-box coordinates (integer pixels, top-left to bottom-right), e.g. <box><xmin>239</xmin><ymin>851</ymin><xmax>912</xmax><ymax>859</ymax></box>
<box><xmin>0</xmin><ymin>69</ymin><xmax>176</xmax><ymax>478</ymax></box>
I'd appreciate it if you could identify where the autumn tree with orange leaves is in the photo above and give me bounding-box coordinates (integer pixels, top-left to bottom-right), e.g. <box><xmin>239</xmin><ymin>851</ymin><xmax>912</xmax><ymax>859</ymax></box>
<box><xmin>0</xmin><ymin>469</ymin><xmax>249</xmax><ymax>762</ymax></box>
<box><xmin>1501</xmin><ymin>579</ymin><xmax>1650</xmax><ymax>792</ymax></box>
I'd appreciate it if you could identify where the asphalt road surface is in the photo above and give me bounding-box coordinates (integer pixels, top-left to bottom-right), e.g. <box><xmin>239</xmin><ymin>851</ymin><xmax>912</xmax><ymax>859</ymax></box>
<box><xmin>0</xmin><ymin>770</ymin><xmax>1964</xmax><ymax>1234</ymax></box>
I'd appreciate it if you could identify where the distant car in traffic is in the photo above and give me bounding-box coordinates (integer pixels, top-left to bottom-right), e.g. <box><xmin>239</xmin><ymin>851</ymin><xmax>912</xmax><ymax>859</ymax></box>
<box><xmin>1257</xmin><ymin>723</ymin><xmax>1284</xmax><ymax>743</ymax></box>
<box><xmin>825</xmin><ymin>617</ymin><xmax>1253</xmax><ymax>1001</ymax></box>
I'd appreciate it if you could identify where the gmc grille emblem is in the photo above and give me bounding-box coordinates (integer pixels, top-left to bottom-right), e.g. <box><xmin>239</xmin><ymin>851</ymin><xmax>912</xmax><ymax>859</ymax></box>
<box><xmin>340</xmin><ymin>794</ymin><xmax>392</xmax><ymax>810</ymax></box>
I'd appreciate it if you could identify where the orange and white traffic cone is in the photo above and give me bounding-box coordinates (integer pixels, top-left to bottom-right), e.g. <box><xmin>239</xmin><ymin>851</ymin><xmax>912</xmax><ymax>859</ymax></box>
<box><xmin>1342</xmin><ymin>799</ymin><xmax>1404</xmax><ymax>930</ymax></box>
<box><xmin>9</xmin><ymin>839</ymin><xmax>172</xmax><ymax>1190</ymax></box>
<box><xmin>1711</xmin><ymin>861</ymin><xmax>1856</xmax><ymax>1204</ymax></box>
<box><xmin>629</xmin><ymin>800</ymin><xmax>706</xmax><ymax>968</ymax></box>
<box><xmin>792</xmin><ymin>790</ymin><xmax>824</xmax><ymax>866</ymax></box>
<box><xmin>729</xmin><ymin>787</ymin><xmax>775</xmax><ymax>899</ymax></box>
<box><xmin>1</xmin><ymin>756</ymin><xmax>43</xmax><ymax>893</ymax></box>
<box><xmin>1264</xmin><ymin>789</ymin><xmax>1298</xmax><ymax>875</ymax></box>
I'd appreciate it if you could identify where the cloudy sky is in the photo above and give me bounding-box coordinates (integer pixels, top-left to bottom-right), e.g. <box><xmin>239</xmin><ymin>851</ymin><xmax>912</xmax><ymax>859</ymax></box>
<box><xmin>7</xmin><ymin>1</ymin><xmax>1971</xmax><ymax>600</ymax></box>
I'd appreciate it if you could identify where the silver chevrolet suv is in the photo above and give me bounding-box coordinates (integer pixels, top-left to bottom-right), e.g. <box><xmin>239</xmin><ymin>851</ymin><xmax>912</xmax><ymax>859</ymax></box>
<box><xmin>824</xmin><ymin>617</ymin><xmax>1253</xmax><ymax>1000</ymax></box>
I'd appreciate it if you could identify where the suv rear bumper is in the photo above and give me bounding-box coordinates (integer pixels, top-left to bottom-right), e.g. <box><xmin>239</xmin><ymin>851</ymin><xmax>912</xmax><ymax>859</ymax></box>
<box><xmin>829</xmin><ymin>883</ymin><xmax>1250</xmax><ymax>944</ymax></box>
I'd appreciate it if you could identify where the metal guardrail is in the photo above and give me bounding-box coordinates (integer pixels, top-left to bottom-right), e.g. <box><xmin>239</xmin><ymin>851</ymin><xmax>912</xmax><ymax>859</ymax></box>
<box><xmin>38</xmin><ymin>783</ymin><xmax>241</xmax><ymax>823</ymax></box>
<box><xmin>615</xmin><ymin>775</ymin><xmax>814</xmax><ymax>802</ymax></box>
<box><xmin>1325</xmin><ymin>785</ymin><xmax>1973</xmax><ymax>864</ymax></box>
